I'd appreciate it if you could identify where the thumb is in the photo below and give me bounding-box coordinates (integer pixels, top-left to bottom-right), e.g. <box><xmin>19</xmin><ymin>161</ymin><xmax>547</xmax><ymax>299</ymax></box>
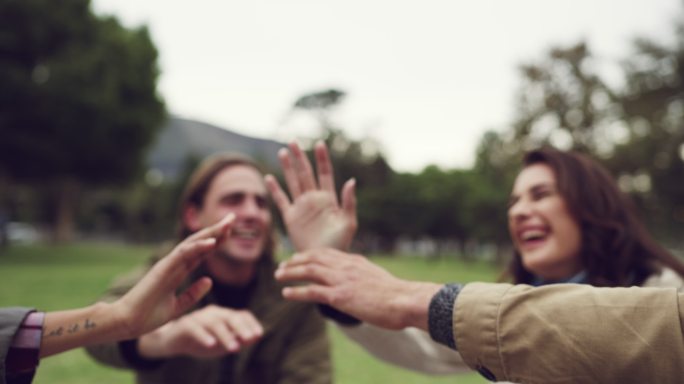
<box><xmin>341</xmin><ymin>178</ymin><xmax>357</xmax><ymax>218</ymax></box>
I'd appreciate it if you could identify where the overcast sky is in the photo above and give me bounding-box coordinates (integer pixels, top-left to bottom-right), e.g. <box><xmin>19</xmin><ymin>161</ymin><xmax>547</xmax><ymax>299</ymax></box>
<box><xmin>92</xmin><ymin>0</ymin><xmax>680</xmax><ymax>172</ymax></box>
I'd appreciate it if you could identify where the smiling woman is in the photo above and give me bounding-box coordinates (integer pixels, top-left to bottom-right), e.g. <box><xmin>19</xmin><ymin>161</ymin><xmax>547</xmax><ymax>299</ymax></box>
<box><xmin>504</xmin><ymin>147</ymin><xmax>684</xmax><ymax>288</ymax></box>
<box><xmin>508</xmin><ymin>163</ymin><xmax>584</xmax><ymax>281</ymax></box>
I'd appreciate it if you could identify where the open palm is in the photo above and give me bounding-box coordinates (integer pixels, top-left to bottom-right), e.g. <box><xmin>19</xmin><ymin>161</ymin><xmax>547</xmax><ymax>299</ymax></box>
<box><xmin>266</xmin><ymin>141</ymin><xmax>357</xmax><ymax>251</ymax></box>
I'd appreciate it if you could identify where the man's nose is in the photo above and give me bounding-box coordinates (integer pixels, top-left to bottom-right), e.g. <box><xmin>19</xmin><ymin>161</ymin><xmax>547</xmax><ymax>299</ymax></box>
<box><xmin>237</xmin><ymin>197</ymin><xmax>261</xmax><ymax>218</ymax></box>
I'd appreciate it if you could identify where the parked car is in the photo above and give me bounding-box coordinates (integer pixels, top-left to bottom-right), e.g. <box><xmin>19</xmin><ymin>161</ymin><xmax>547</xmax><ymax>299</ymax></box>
<box><xmin>6</xmin><ymin>222</ymin><xmax>42</xmax><ymax>244</ymax></box>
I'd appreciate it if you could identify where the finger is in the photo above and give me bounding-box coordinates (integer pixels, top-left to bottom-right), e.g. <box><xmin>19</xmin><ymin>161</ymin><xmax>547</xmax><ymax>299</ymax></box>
<box><xmin>289</xmin><ymin>142</ymin><xmax>317</xmax><ymax>192</ymax></box>
<box><xmin>209</xmin><ymin>321</ymin><xmax>241</xmax><ymax>353</ymax></box>
<box><xmin>175</xmin><ymin>277</ymin><xmax>213</xmax><ymax>317</ymax></box>
<box><xmin>176</xmin><ymin>237</ymin><xmax>216</xmax><ymax>271</ymax></box>
<box><xmin>244</xmin><ymin>312</ymin><xmax>264</xmax><ymax>339</ymax></box>
<box><xmin>278</xmin><ymin>147</ymin><xmax>302</xmax><ymax>199</ymax></box>
<box><xmin>314</xmin><ymin>141</ymin><xmax>337</xmax><ymax>201</ymax></box>
<box><xmin>282</xmin><ymin>285</ymin><xmax>333</xmax><ymax>305</ymax></box>
<box><xmin>188</xmin><ymin>212</ymin><xmax>236</xmax><ymax>242</ymax></box>
<box><xmin>227</xmin><ymin>312</ymin><xmax>263</xmax><ymax>343</ymax></box>
<box><xmin>276</xmin><ymin>252</ymin><xmax>320</xmax><ymax>269</ymax></box>
<box><xmin>188</xmin><ymin>323</ymin><xmax>218</xmax><ymax>349</ymax></box>
<box><xmin>264</xmin><ymin>174</ymin><xmax>291</xmax><ymax>215</ymax></box>
<box><xmin>274</xmin><ymin>263</ymin><xmax>338</xmax><ymax>285</ymax></box>
<box><xmin>341</xmin><ymin>178</ymin><xmax>357</xmax><ymax>219</ymax></box>
<box><xmin>281</xmin><ymin>249</ymin><xmax>349</xmax><ymax>268</ymax></box>
<box><xmin>150</xmin><ymin>237</ymin><xmax>217</xmax><ymax>286</ymax></box>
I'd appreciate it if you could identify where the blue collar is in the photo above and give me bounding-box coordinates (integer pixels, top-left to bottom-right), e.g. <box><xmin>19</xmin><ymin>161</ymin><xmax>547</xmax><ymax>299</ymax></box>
<box><xmin>532</xmin><ymin>270</ymin><xmax>589</xmax><ymax>287</ymax></box>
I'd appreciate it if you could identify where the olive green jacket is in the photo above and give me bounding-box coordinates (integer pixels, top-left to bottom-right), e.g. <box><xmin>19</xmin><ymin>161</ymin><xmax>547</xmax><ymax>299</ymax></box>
<box><xmin>86</xmin><ymin>255</ymin><xmax>331</xmax><ymax>384</ymax></box>
<box><xmin>454</xmin><ymin>282</ymin><xmax>684</xmax><ymax>384</ymax></box>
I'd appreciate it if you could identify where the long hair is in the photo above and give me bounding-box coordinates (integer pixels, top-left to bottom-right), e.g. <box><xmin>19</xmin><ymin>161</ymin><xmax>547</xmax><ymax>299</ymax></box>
<box><xmin>505</xmin><ymin>147</ymin><xmax>684</xmax><ymax>286</ymax></box>
<box><xmin>176</xmin><ymin>152</ymin><xmax>275</xmax><ymax>261</ymax></box>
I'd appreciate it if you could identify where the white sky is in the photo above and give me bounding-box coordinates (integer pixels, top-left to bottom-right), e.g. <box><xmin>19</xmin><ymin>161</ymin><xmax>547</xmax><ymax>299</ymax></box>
<box><xmin>92</xmin><ymin>0</ymin><xmax>680</xmax><ymax>172</ymax></box>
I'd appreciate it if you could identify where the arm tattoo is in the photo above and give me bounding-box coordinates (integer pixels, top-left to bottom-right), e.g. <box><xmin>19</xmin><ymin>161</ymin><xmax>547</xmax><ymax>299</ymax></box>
<box><xmin>45</xmin><ymin>319</ymin><xmax>97</xmax><ymax>338</ymax></box>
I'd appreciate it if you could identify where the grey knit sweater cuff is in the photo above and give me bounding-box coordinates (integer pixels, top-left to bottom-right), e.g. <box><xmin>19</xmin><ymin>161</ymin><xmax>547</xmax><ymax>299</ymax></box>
<box><xmin>427</xmin><ymin>283</ymin><xmax>463</xmax><ymax>350</ymax></box>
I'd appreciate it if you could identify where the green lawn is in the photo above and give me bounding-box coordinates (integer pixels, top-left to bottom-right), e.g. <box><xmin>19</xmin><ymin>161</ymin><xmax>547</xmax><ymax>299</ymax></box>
<box><xmin>0</xmin><ymin>243</ymin><xmax>496</xmax><ymax>383</ymax></box>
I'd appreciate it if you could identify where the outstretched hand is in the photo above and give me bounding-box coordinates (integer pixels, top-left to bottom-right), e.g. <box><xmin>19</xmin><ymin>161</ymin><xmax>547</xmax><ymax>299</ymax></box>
<box><xmin>137</xmin><ymin>305</ymin><xmax>263</xmax><ymax>359</ymax></box>
<box><xmin>265</xmin><ymin>141</ymin><xmax>357</xmax><ymax>251</ymax></box>
<box><xmin>115</xmin><ymin>213</ymin><xmax>235</xmax><ymax>338</ymax></box>
<box><xmin>275</xmin><ymin>248</ymin><xmax>441</xmax><ymax>331</ymax></box>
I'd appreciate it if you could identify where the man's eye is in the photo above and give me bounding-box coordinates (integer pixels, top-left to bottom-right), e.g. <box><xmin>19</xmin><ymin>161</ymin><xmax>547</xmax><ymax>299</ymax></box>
<box><xmin>256</xmin><ymin>197</ymin><xmax>268</xmax><ymax>209</ymax></box>
<box><xmin>224</xmin><ymin>195</ymin><xmax>243</xmax><ymax>205</ymax></box>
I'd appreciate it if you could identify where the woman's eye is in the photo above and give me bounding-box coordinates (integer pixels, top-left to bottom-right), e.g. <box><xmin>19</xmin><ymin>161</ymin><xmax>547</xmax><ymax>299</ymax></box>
<box><xmin>532</xmin><ymin>190</ymin><xmax>551</xmax><ymax>200</ymax></box>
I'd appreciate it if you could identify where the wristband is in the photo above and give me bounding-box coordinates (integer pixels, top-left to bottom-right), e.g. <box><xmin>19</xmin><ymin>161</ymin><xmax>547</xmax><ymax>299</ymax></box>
<box><xmin>428</xmin><ymin>283</ymin><xmax>462</xmax><ymax>350</ymax></box>
<box><xmin>318</xmin><ymin>304</ymin><xmax>361</xmax><ymax>326</ymax></box>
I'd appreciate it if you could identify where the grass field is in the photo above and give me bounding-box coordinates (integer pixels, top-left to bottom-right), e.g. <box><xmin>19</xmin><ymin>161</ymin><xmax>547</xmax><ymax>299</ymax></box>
<box><xmin>0</xmin><ymin>243</ymin><xmax>496</xmax><ymax>383</ymax></box>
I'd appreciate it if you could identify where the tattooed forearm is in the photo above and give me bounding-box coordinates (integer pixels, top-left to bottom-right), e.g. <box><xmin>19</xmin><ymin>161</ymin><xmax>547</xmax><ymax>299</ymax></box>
<box><xmin>45</xmin><ymin>318</ymin><xmax>97</xmax><ymax>338</ymax></box>
<box><xmin>46</xmin><ymin>326</ymin><xmax>63</xmax><ymax>338</ymax></box>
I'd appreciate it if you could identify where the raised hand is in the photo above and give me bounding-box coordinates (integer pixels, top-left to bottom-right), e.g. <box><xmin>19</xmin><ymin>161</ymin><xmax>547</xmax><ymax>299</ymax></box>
<box><xmin>265</xmin><ymin>141</ymin><xmax>357</xmax><ymax>251</ymax></box>
<box><xmin>274</xmin><ymin>249</ymin><xmax>441</xmax><ymax>331</ymax></box>
<box><xmin>114</xmin><ymin>213</ymin><xmax>235</xmax><ymax>338</ymax></box>
<box><xmin>39</xmin><ymin>214</ymin><xmax>236</xmax><ymax>358</ymax></box>
<box><xmin>137</xmin><ymin>305</ymin><xmax>264</xmax><ymax>359</ymax></box>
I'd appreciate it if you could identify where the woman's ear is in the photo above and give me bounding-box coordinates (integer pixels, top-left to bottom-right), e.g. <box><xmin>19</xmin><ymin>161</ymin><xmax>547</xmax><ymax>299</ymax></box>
<box><xmin>183</xmin><ymin>205</ymin><xmax>203</xmax><ymax>232</ymax></box>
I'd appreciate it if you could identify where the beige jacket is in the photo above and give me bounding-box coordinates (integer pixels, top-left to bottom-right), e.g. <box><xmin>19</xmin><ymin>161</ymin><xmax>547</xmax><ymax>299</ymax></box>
<box><xmin>455</xmin><ymin>282</ymin><xmax>684</xmax><ymax>383</ymax></box>
<box><xmin>339</xmin><ymin>267</ymin><xmax>684</xmax><ymax>382</ymax></box>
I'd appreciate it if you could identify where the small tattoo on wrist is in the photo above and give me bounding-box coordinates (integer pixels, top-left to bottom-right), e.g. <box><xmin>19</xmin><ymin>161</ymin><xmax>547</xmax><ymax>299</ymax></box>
<box><xmin>45</xmin><ymin>318</ymin><xmax>97</xmax><ymax>338</ymax></box>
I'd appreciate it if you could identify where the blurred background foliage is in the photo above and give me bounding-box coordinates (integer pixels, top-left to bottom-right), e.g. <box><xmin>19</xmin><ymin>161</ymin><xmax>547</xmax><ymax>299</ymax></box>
<box><xmin>0</xmin><ymin>0</ymin><xmax>683</xmax><ymax>259</ymax></box>
<box><xmin>0</xmin><ymin>0</ymin><xmax>165</xmax><ymax>243</ymax></box>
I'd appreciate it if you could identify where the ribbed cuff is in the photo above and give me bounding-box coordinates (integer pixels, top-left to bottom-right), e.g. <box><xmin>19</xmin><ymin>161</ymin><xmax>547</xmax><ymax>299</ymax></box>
<box><xmin>428</xmin><ymin>283</ymin><xmax>463</xmax><ymax>350</ymax></box>
<box><xmin>318</xmin><ymin>304</ymin><xmax>362</xmax><ymax>326</ymax></box>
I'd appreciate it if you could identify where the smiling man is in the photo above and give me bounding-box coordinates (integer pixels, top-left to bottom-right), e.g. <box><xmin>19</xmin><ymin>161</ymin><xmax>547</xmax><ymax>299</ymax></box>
<box><xmin>86</xmin><ymin>153</ymin><xmax>331</xmax><ymax>384</ymax></box>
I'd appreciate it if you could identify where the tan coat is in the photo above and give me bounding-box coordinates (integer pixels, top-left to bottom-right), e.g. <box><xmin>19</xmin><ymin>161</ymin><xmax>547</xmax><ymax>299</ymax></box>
<box><xmin>86</xmin><ymin>256</ymin><xmax>331</xmax><ymax>384</ymax></box>
<box><xmin>454</xmin><ymin>282</ymin><xmax>684</xmax><ymax>384</ymax></box>
<box><xmin>338</xmin><ymin>267</ymin><xmax>684</xmax><ymax>382</ymax></box>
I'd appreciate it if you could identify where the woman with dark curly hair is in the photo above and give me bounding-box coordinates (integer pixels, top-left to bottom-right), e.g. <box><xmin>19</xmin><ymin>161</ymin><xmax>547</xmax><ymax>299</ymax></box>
<box><xmin>505</xmin><ymin>147</ymin><xmax>684</xmax><ymax>288</ymax></box>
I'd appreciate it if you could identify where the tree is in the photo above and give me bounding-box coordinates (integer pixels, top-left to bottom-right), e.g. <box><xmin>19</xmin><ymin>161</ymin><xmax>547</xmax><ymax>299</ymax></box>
<box><xmin>470</xmin><ymin>131</ymin><xmax>518</xmax><ymax>261</ymax></box>
<box><xmin>0</xmin><ymin>0</ymin><xmax>165</xmax><ymax>241</ymax></box>
<box><xmin>477</xmin><ymin>18</ymin><xmax>684</xmax><ymax>245</ymax></box>
<box><xmin>609</xmin><ymin>19</ymin><xmax>684</xmax><ymax>241</ymax></box>
<box><xmin>511</xmin><ymin>42</ymin><xmax>618</xmax><ymax>156</ymax></box>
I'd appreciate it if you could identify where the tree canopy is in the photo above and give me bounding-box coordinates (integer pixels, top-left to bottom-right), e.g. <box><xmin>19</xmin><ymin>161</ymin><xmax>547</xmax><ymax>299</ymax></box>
<box><xmin>0</xmin><ymin>0</ymin><xmax>165</xmax><ymax>241</ymax></box>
